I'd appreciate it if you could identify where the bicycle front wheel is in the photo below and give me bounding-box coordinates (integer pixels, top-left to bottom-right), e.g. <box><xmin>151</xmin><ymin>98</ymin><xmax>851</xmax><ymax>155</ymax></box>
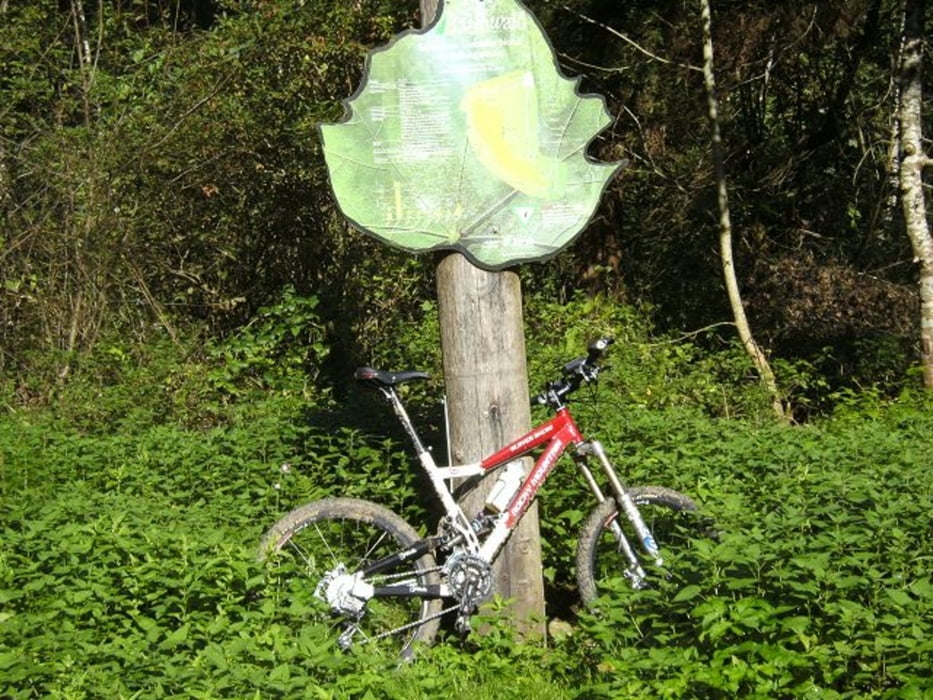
<box><xmin>258</xmin><ymin>497</ymin><xmax>443</xmax><ymax>659</ymax></box>
<box><xmin>576</xmin><ymin>486</ymin><xmax>705</xmax><ymax>606</ymax></box>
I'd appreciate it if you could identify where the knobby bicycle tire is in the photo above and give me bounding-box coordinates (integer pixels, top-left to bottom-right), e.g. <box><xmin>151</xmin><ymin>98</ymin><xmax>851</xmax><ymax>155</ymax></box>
<box><xmin>576</xmin><ymin>486</ymin><xmax>706</xmax><ymax>606</ymax></box>
<box><xmin>258</xmin><ymin>497</ymin><xmax>443</xmax><ymax>659</ymax></box>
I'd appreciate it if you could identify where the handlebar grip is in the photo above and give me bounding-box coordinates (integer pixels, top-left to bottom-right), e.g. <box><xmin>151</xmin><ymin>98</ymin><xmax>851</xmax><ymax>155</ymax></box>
<box><xmin>587</xmin><ymin>337</ymin><xmax>614</xmax><ymax>363</ymax></box>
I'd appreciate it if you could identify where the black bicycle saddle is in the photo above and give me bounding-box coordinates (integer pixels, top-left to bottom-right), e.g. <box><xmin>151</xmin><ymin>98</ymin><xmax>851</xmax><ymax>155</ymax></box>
<box><xmin>354</xmin><ymin>367</ymin><xmax>430</xmax><ymax>389</ymax></box>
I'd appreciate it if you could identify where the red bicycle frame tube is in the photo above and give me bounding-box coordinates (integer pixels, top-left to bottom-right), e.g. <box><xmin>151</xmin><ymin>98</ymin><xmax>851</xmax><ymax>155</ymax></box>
<box><xmin>479</xmin><ymin>408</ymin><xmax>583</xmax><ymax>528</ymax></box>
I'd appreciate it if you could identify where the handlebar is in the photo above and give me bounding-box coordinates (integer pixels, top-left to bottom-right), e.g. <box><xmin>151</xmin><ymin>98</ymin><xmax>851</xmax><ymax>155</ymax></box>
<box><xmin>532</xmin><ymin>337</ymin><xmax>614</xmax><ymax>408</ymax></box>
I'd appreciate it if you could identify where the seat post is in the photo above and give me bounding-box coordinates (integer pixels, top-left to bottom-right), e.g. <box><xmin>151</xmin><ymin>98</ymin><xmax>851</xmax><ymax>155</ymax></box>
<box><xmin>383</xmin><ymin>387</ymin><xmax>428</xmax><ymax>456</ymax></box>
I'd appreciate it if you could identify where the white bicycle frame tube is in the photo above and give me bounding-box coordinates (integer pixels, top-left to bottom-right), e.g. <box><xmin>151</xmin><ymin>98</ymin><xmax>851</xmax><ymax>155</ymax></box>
<box><xmin>417</xmin><ymin>446</ymin><xmax>531</xmax><ymax>564</ymax></box>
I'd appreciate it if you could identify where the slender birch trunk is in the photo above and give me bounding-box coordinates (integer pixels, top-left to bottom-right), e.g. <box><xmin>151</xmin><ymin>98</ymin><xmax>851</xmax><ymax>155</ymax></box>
<box><xmin>897</xmin><ymin>0</ymin><xmax>933</xmax><ymax>388</ymax></box>
<box><xmin>698</xmin><ymin>0</ymin><xmax>786</xmax><ymax>419</ymax></box>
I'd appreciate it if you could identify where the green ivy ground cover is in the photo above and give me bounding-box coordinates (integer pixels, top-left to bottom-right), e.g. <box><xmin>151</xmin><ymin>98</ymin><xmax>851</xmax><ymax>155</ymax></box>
<box><xmin>1</xmin><ymin>393</ymin><xmax>932</xmax><ymax>698</ymax></box>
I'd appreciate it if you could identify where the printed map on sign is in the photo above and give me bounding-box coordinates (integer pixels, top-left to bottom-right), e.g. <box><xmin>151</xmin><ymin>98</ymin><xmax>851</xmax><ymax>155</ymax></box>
<box><xmin>320</xmin><ymin>0</ymin><xmax>622</xmax><ymax>270</ymax></box>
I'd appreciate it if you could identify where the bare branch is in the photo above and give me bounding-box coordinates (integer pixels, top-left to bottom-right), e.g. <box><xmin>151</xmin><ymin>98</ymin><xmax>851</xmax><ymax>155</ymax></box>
<box><xmin>646</xmin><ymin>322</ymin><xmax>737</xmax><ymax>347</ymax></box>
<box><xmin>897</xmin><ymin>0</ymin><xmax>933</xmax><ymax>387</ymax></box>
<box><xmin>560</xmin><ymin>4</ymin><xmax>702</xmax><ymax>73</ymax></box>
<box><xmin>556</xmin><ymin>51</ymin><xmax>628</xmax><ymax>75</ymax></box>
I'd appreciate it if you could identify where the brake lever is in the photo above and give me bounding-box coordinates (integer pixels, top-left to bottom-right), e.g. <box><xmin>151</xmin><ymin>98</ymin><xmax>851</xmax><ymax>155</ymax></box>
<box><xmin>562</xmin><ymin>356</ymin><xmax>587</xmax><ymax>376</ymax></box>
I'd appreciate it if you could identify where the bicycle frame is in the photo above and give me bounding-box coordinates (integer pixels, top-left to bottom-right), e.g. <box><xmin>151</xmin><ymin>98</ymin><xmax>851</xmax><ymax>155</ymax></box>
<box><xmin>459</xmin><ymin>407</ymin><xmax>583</xmax><ymax>563</ymax></box>
<box><xmin>383</xmin><ymin>384</ymin><xmax>661</xmax><ymax>575</ymax></box>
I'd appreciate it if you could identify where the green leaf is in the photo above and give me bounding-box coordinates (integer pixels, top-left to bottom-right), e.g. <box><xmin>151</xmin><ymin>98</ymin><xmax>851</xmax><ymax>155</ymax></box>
<box><xmin>158</xmin><ymin>623</ymin><xmax>190</xmax><ymax>651</ymax></box>
<box><xmin>269</xmin><ymin>663</ymin><xmax>291</xmax><ymax>683</ymax></box>
<box><xmin>673</xmin><ymin>584</ymin><xmax>702</xmax><ymax>603</ymax></box>
<box><xmin>780</xmin><ymin>616</ymin><xmax>810</xmax><ymax>635</ymax></box>
<box><xmin>887</xmin><ymin>588</ymin><xmax>913</xmax><ymax>607</ymax></box>
<box><xmin>0</xmin><ymin>651</ymin><xmax>22</xmax><ymax>671</ymax></box>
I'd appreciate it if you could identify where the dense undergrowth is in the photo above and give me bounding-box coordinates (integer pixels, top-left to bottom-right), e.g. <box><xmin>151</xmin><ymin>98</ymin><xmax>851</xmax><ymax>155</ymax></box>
<box><xmin>2</xmin><ymin>293</ymin><xmax>932</xmax><ymax>698</ymax></box>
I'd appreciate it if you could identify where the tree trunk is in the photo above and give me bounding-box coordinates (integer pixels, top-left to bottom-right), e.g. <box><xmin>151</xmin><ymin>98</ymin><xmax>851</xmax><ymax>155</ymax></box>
<box><xmin>897</xmin><ymin>0</ymin><xmax>933</xmax><ymax>388</ymax></box>
<box><xmin>698</xmin><ymin>0</ymin><xmax>786</xmax><ymax>419</ymax></box>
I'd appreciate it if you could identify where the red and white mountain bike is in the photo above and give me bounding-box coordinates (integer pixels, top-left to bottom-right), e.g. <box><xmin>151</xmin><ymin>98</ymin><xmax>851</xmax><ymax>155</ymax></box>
<box><xmin>258</xmin><ymin>339</ymin><xmax>705</xmax><ymax>658</ymax></box>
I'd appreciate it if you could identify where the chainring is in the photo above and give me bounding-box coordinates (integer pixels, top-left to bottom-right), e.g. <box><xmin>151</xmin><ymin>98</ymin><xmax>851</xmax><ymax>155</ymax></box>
<box><xmin>445</xmin><ymin>553</ymin><xmax>493</xmax><ymax>610</ymax></box>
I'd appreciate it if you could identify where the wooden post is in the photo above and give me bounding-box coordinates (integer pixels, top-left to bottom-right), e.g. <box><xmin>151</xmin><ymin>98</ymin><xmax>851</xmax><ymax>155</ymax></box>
<box><xmin>421</xmin><ymin>0</ymin><xmax>545</xmax><ymax>635</ymax></box>
<box><xmin>420</xmin><ymin>0</ymin><xmax>439</xmax><ymax>25</ymax></box>
<box><xmin>436</xmin><ymin>253</ymin><xmax>546</xmax><ymax>635</ymax></box>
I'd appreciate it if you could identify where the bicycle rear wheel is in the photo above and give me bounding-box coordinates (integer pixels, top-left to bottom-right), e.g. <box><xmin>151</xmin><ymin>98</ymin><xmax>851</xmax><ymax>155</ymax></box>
<box><xmin>258</xmin><ymin>497</ymin><xmax>443</xmax><ymax>659</ymax></box>
<box><xmin>576</xmin><ymin>486</ymin><xmax>706</xmax><ymax>605</ymax></box>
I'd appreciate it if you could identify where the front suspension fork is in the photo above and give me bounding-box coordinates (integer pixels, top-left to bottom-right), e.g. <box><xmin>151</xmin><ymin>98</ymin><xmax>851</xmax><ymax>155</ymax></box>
<box><xmin>575</xmin><ymin>441</ymin><xmax>663</xmax><ymax>582</ymax></box>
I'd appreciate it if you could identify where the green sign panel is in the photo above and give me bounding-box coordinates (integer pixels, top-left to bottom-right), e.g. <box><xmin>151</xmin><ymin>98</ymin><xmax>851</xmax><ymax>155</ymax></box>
<box><xmin>320</xmin><ymin>0</ymin><xmax>621</xmax><ymax>270</ymax></box>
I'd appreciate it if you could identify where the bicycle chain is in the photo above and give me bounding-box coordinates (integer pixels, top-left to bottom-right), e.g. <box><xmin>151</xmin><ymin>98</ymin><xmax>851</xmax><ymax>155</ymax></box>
<box><xmin>342</xmin><ymin>565</ymin><xmax>452</xmax><ymax>646</ymax></box>
<box><xmin>366</xmin><ymin>564</ymin><xmax>444</xmax><ymax>584</ymax></box>
<box><xmin>359</xmin><ymin>601</ymin><xmax>461</xmax><ymax>645</ymax></box>
<box><xmin>358</xmin><ymin>557</ymin><xmax>488</xmax><ymax>645</ymax></box>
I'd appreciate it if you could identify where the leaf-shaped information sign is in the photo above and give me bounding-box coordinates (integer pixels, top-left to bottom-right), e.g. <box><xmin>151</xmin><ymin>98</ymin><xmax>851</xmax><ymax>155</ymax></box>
<box><xmin>320</xmin><ymin>0</ymin><xmax>622</xmax><ymax>270</ymax></box>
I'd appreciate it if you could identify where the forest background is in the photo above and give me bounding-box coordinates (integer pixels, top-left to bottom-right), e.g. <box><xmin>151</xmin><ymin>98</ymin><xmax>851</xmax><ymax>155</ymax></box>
<box><xmin>2</xmin><ymin>1</ymin><xmax>933</xmax><ymax>698</ymax></box>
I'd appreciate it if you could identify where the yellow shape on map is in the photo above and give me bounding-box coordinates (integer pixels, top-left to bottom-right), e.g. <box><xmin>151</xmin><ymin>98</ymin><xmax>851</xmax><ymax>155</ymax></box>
<box><xmin>460</xmin><ymin>71</ymin><xmax>560</xmax><ymax>199</ymax></box>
